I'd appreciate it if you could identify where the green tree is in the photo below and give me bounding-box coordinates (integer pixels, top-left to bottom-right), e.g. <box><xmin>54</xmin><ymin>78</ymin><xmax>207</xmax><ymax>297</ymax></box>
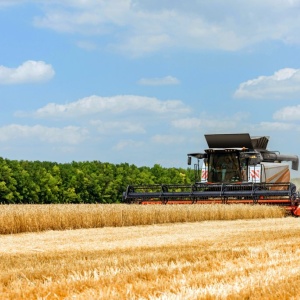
<box><xmin>0</xmin><ymin>159</ymin><xmax>19</xmax><ymax>203</ymax></box>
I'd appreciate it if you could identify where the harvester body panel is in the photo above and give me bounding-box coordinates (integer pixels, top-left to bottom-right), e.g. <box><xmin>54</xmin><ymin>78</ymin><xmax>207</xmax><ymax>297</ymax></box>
<box><xmin>260</xmin><ymin>163</ymin><xmax>290</xmax><ymax>184</ymax></box>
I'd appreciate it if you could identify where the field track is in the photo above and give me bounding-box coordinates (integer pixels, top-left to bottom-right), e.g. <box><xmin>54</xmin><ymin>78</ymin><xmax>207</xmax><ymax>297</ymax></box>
<box><xmin>1</xmin><ymin>217</ymin><xmax>300</xmax><ymax>299</ymax></box>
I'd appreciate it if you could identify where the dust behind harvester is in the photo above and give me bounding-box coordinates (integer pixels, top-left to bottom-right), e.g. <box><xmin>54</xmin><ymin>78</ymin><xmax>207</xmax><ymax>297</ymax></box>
<box><xmin>123</xmin><ymin>133</ymin><xmax>300</xmax><ymax>216</ymax></box>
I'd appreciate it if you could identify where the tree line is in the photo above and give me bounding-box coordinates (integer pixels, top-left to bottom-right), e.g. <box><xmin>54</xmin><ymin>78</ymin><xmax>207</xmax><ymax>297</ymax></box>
<box><xmin>0</xmin><ymin>157</ymin><xmax>195</xmax><ymax>204</ymax></box>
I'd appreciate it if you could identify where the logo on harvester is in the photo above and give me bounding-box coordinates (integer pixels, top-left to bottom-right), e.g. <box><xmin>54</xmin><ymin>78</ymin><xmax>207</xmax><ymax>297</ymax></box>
<box><xmin>250</xmin><ymin>169</ymin><xmax>260</xmax><ymax>179</ymax></box>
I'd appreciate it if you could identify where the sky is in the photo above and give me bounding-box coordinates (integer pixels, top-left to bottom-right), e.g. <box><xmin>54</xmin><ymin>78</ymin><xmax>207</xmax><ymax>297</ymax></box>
<box><xmin>1</xmin><ymin>0</ymin><xmax>300</xmax><ymax>177</ymax></box>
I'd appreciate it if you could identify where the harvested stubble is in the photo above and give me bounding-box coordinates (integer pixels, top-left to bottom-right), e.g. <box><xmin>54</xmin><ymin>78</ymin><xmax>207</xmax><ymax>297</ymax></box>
<box><xmin>0</xmin><ymin>204</ymin><xmax>284</xmax><ymax>234</ymax></box>
<box><xmin>1</xmin><ymin>218</ymin><xmax>300</xmax><ymax>299</ymax></box>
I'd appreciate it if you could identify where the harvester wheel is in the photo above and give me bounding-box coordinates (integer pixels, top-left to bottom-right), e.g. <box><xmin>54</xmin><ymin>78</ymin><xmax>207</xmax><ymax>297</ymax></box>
<box><xmin>222</xmin><ymin>197</ymin><xmax>228</xmax><ymax>204</ymax></box>
<box><xmin>162</xmin><ymin>198</ymin><xmax>168</xmax><ymax>205</ymax></box>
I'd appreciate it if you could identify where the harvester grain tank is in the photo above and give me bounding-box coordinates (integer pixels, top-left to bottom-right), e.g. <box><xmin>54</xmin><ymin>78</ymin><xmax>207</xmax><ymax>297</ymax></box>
<box><xmin>123</xmin><ymin>133</ymin><xmax>300</xmax><ymax>215</ymax></box>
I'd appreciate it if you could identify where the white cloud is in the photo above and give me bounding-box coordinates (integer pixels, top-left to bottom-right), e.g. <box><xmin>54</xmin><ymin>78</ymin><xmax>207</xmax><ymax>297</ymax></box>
<box><xmin>113</xmin><ymin>139</ymin><xmax>144</xmax><ymax>150</ymax></box>
<box><xmin>76</xmin><ymin>40</ymin><xmax>98</xmax><ymax>51</ymax></box>
<box><xmin>32</xmin><ymin>95</ymin><xmax>190</xmax><ymax>118</ymax></box>
<box><xmin>234</xmin><ymin>68</ymin><xmax>300</xmax><ymax>99</ymax></box>
<box><xmin>34</xmin><ymin>0</ymin><xmax>131</xmax><ymax>34</ymax></box>
<box><xmin>252</xmin><ymin>121</ymin><xmax>296</xmax><ymax>131</ymax></box>
<box><xmin>151</xmin><ymin>134</ymin><xmax>185</xmax><ymax>145</ymax></box>
<box><xmin>172</xmin><ymin>118</ymin><xmax>201</xmax><ymax>130</ymax></box>
<box><xmin>273</xmin><ymin>105</ymin><xmax>300</xmax><ymax>121</ymax></box>
<box><xmin>0</xmin><ymin>0</ymin><xmax>25</xmax><ymax>8</ymax></box>
<box><xmin>31</xmin><ymin>1</ymin><xmax>300</xmax><ymax>56</ymax></box>
<box><xmin>90</xmin><ymin>120</ymin><xmax>145</xmax><ymax>134</ymax></box>
<box><xmin>172</xmin><ymin>113</ymin><xmax>246</xmax><ymax>131</ymax></box>
<box><xmin>0</xmin><ymin>124</ymin><xmax>87</xmax><ymax>144</ymax></box>
<box><xmin>138</xmin><ymin>76</ymin><xmax>180</xmax><ymax>86</ymax></box>
<box><xmin>0</xmin><ymin>61</ymin><xmax>55</xmax><ymax>84</ymax></box>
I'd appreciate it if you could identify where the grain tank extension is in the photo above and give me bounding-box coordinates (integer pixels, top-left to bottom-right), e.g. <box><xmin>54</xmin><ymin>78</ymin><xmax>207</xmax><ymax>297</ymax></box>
<box><xmin>123</xmin><ymin>133</ymin><xmax>300</xmax><ymax>215</ymax></box>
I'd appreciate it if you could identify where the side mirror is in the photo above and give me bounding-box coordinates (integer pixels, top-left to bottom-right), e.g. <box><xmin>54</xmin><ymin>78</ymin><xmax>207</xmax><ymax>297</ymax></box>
<box><xmin>187</xmin><ymin>156</ymin><xmax>192</xmax><ymax>165</ymax></box>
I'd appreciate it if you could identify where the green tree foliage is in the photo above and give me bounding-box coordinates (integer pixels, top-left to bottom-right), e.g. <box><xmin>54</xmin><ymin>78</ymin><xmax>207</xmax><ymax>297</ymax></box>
<box><xmin>0</xmin><ymin>157</ymin><xmax>196</xmax><ymax>204</ymax></box>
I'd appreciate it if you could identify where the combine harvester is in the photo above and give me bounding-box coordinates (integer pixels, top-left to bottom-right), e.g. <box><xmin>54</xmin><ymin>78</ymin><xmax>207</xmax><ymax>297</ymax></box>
<box><xmin>123</xmin><ymin>133</ymin><xmax>300</xmax><ymax>216</ymax></box>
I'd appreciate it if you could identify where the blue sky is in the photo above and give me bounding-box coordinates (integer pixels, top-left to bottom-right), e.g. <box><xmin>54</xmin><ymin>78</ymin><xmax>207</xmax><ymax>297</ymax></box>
<box><xmin>1</xmin><ymin>1</ymin><xmax>300</xmax><ymax>177</ymax></box>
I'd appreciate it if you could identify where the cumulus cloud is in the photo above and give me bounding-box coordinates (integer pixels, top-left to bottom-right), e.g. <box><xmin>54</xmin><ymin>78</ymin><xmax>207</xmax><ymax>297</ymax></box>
<box><xmin>0</xmin><ymin>60</ymin><xmax>55</xmax><ymax>84</ymax></box>
<box><xmin>0</xmin><ymin>124</ymin><xmax>87</xmax><ymax>144</ymax></box>
<box><xmin>113</xmin><ymin>139</ymin><xmax>144</xmax><ymax>150</ymax></box>
<box><xmin>151</xmin><ymin>134</ymin><xmax>185</xmax><ymax>145</ymax></box>
<box><xmin>172</xmin><ymin>113</ymin><xmax>246</xmax><ymax>131</ymax></box>
<box><xmin>273</xmin><ymin>105</ymin><xmax>300</xmax><ymax>121</ymax></box>
<box><xmin>0</xmin><ymin>0</ymin><xmax>24</xmax><ymax>8</ymax></box>
<box><xmin>172</xmin><ymin>118</ymin><xmax>235</xmax><ymax>131</ymax></box>
<box><xmin>138</xmin><ymin>76</ymin><xmax>180</xmax><ymax>86</ymax></box>
<box><xmin>234</xmin><ymin>68</ymin><xmax>300</xmax><ymax>99</ymax></box>
<box><xmin>32</xmin><ymin>95</ymin><xmax>190</xmax><ymax>118</ymax></box>
<box><xmin>90</xmin><ymin>120</ymin><xmax>146</xmax><ymax>134</ymax></box>
<box><xmin>253</xmin><ymin>121</ymin><xmax>296</xmax><ymax>131</ymax></box>
<box><xmin>248</xmin><ymin>122</ymin><xmax>299</xmax><ymax>138</ymax></box>
<box><xmin>31</xmin><ymin>1</ymin><xmax>300</xmax><ymax>56</ymax></box>
<box><xmin>76</xmin><ymin>40</ymin><xmax>98</xmax><ymax>51</ymax></box>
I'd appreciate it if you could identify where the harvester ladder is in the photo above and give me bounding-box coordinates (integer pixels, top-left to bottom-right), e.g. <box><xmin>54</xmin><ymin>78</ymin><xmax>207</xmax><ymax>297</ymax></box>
<box><xmin>194</xmin><ymin>162</ymin><xmax>200</xmax><ymax>182</ymax></box>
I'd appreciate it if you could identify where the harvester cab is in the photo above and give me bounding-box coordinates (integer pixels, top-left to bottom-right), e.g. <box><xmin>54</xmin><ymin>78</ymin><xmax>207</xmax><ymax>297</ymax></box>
<box><xmin>188</xmin><ymin>149</ymin><xmax>249</xmax><ymax>183</ymax></box>
<box><xmin>187</xmin><ymin>133</ymin><xmax>299</xmax><ymax>185</ymax></box>
<box><xmin>123</xmin><ymin>133</ymin><xmax>300</xmax><ymax>216</ymax></box>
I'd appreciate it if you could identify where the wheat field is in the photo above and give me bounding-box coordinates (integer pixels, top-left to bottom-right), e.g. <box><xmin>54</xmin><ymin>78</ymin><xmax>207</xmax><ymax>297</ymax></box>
<box><xmin>0</xmin><ymin>204</ymin><xmax>285</xmax><ymax>234</ymax></box>
<box><xmin>1</xmin><ymin>217</ymin><xmax>300</xmax><ymax>299</ymax></box>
